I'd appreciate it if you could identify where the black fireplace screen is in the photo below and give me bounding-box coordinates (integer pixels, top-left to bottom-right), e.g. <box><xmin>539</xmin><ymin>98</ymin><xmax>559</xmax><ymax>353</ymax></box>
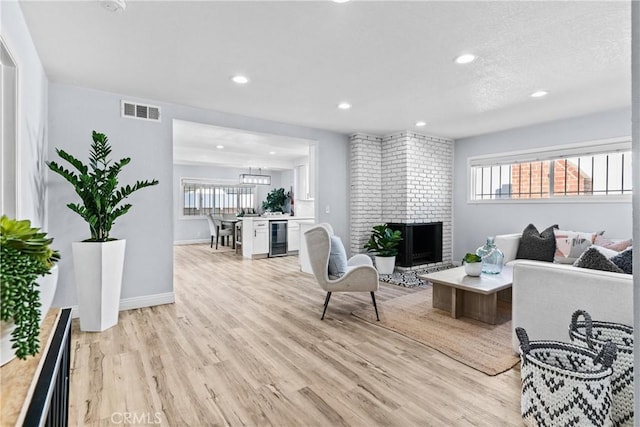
<box><xmin>387</xmin><ymin>222</ymin><xmax>443</xmax><ymax>267</ymax></box>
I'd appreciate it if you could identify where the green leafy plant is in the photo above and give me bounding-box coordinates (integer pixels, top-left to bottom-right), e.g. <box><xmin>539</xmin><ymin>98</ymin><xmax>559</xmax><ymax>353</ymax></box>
<box><xmin>262</xmin><ymin>187</ymin><xmax>289</xmax><ymax>212</ymax></box>
<box><xmin>1</xmin><ymin>216</ymin><xmax>60</xmax><ymax>359</ymax></box>
<box><xmin>47</xmin><ymin>131</ymin><xmax>159</xmax><ymax>241</ymax></box>
<box><xmin>364</xmin><ymin>224</ymin><xmax>403</xmax><ymax>257</ymax></box>
<box><xmin>462</xmin><ymin>253</ymin><xmax>482</xmax><ymax>263</ymax></box>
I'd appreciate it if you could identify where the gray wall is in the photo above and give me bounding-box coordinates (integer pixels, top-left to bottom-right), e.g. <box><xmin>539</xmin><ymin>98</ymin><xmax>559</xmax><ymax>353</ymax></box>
<box><xmin>1</xmin><ymin>1</ymin><xmax>49</xmax><ymax>229</ymax></box>
<box><xmin>173</xmin><ymin>163</ymin><xmax>294</xmax><ymax>242</ymax></box>
<box><xmin>453</xmin><ymin>107</ymin><xmax>633</xmax><ymax>261</ymax></box>
<box><xmin>631</xmin><ymin>1</ymin><xmax>639</xmax><ymax>418</ymax></box>
<box><xmin>48</xmin><ymin>83</ymin><xmax>350</xmax><ymax>308</ymax></box>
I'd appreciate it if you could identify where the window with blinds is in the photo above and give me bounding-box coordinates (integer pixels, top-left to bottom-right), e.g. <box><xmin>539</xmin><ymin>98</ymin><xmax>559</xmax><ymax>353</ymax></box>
<box><xmin>182</xmin><ymin>180</ymin><xmax>255</xmax><ymax>216</ymax></box>
<box><xmin>469</xmin><ymin>137</ymin><xmax>632</xmax><ymax>201</ymax></box>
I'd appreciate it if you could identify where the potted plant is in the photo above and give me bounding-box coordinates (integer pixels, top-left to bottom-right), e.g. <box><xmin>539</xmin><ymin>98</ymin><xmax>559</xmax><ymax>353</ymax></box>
<box><xmin>47</xmin><ymin>131</ymin><xmax>158</xmax><ymax>332</ymax></box>
<box><xmin>1</xmin><ymin>216</ymin><xmax>60</xmax><ymax>365</ymax></box>
<box><xmin>262</xmin><ymin>187</ymin><xmax>289</xmax><ymax>213</ymax></box>
<box><xmin>364</xmin><ymin>224</ymin><xmax>402</xmax><ymax>275</ymax></box>
<box><xmin>462</xmin><ymin>253</ymin><xmax>482</xmax><ymax>276</ymax></box>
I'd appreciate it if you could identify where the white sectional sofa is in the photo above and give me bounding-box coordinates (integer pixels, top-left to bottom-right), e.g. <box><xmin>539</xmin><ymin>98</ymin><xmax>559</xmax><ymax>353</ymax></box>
<box><xmin>494</xmin><ymin>233</ymin><xmax>634</xmax><ymax>353</ymax></box>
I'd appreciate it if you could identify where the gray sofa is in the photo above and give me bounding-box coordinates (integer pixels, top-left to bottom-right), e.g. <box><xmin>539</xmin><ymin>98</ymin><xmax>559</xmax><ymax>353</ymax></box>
<box><xmin>494</xmin><ymin>233</ymin><xmax>634</xmax><ymax>353</ymax></box>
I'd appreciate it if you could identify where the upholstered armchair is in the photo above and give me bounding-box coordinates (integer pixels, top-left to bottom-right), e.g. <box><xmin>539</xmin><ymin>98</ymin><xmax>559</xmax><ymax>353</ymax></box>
<box><xmin>304</xmin><ymin>224</ymin><xmax>380</xmax><ymax>320</ymax></box>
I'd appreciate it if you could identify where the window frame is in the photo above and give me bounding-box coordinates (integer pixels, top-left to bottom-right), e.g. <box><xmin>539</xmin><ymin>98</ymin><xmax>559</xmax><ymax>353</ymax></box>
<box><xmin>467</xmin><ymin>136</ymin><xmax>632</xmax><ymax>204</ymax></box>
<box><xmin>179</xmin><ymin>177</ymin><xmax>257</xmax><ymax>220</ymax></box>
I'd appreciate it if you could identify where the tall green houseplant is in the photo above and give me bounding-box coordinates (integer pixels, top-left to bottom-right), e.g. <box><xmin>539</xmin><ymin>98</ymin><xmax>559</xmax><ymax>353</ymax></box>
<box><xmin>47</xmin><ymin>130</ymin><xmax>158</xmax><ymax>332</ymax></box>
<box><xmin>47</xmin><ymin>131</ymin><xmax>159</xmax><ymax>241</ymax></box>
<box><xmin>0</xmin><ymin>216</ymin><xmax>60</xmax><ymax>359</ymax></box>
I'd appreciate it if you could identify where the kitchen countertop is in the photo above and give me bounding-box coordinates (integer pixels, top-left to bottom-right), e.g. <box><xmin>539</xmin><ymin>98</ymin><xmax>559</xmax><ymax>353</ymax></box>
<box><xmin>240</xmin><ymin>216</ymin><xmax>314</xmax><ymax>221</ymax></box>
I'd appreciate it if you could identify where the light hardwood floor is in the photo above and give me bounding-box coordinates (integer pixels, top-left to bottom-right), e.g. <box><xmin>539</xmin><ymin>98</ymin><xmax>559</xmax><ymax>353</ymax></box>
<box><xmin>69</xmin><ymin>244</ymin><xmax>522</xmax><ymax>426</ymax></box>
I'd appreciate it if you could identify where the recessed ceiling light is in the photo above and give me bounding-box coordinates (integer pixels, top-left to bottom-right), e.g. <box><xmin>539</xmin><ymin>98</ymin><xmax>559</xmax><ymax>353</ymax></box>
<box><xmin>269</xmin><ymin>151</ymin><xmax>276</xmax><ymax>155</ymax></box>
<box><xmin>415</xmin><ymin>121</ymin><xmax>427</xmax><ymax>127</ymax></box>
<box><xmin>332</xmin><ymin>0</ymin><xmax>350</xmax><ymax>3</ymax></box>
<box><xmin>530</xmin><ymin>90</ymin><xmax>548</xmax><ymax>98</ymax></box>
<box><xmin>216</xmin><ymin>145</ymin><xmax>224</xmax><ymax>149</ymax></box>
<box><xmin>231</xmin><ymin>75</ymin><xmax>249</xmax><ymax>84</ymax></box>
<box><xmin>454</xmin><ymin>54</ymin><xmax>477</xmax><ymax>64</ymax></box>
<box><xmin>337</xmin><ymin>102</ymin><xmax>351</xmax><ymax>110</ymax></box>
<box><xmin>100</xmin><ymin>0</ymin><xmax>126</xmax><ymax>13</ymax></box>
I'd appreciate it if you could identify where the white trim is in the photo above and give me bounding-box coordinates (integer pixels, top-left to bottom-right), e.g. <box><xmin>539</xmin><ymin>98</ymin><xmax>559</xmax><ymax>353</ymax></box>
<box><xmin>174</xmin><ymin>239</ymin><xmax>209</xmax><ymax>245</ymax></box>
<box><xmin>67</xmin><ymin>292</ymin><xmax>175</xmax><ymax>319</ymax></box>
<box><xmin>468</xmin><ymin>136</ymin><xmax>631</xmax><ymax>167</ymax></box>
<box><xmin>468</xmin><ymin>195</ymin><xmax>632</xmax><ymax>205</ymax></box>
<box><xmin>0</xmin><ymin>37</ymin><xmax>20</xmax><ymax>219</ymax></box>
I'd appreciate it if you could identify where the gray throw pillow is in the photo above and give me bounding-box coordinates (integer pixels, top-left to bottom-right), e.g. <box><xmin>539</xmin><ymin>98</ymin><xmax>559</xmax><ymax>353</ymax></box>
<box><xmin>610</xmin><ymin>248</ymin><xmax>632</xmax><ymax>274</ymax></box>
<box><xmin>573</xmin><ymin>247</ymin><xmax>624</xmax><ymax>273</ymax></box>
<box><xmin>328</xmin><ymin>235</ymin><xmax>348</xmax><ymax>278</ymax></box>
<box><xmin>516</xmin><ymin>224</ymin><xmax>558</xmax><ymax>262</ymax></box>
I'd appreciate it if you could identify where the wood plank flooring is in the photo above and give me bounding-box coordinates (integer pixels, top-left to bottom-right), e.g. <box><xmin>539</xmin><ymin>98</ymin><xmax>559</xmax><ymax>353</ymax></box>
<box><xmin>68</xmin><ymin>244</ymin><xmax>522</xmax><ymax>426</ymax></box>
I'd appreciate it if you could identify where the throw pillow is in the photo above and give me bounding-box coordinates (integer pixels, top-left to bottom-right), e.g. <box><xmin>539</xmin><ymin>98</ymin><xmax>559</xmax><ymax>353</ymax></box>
<box><xmin>553</xmin><ymin>229</ymin><xmax>596</xmax><ymax>264</ymax></box>
<box><xmin>328</xmin><ymin>235</ymin><xmax>348</xmax><ymax>278</ymax></box>
<box><xmin>610</xmin><ymin>248</ymin><xmax>632</xmax><ymax>274</ymax></box>
<box><xmin>516</xmin><ymin>224</ymin><xmax>558</xmax><ymax>262</ymax></box>
<box><xmin>573</xmin><ymin>247</ymin><xmax>624</xmax><ymax>273</ymax></box>
<box><xmin>591</xmin><ymin>245</ymin><xmax>619</xmax><ymax>259</ymax></box>
<box><xmin>594</xmin><ymin>235</ymin><xmax>632</xmax><ymax>252</ymax></box>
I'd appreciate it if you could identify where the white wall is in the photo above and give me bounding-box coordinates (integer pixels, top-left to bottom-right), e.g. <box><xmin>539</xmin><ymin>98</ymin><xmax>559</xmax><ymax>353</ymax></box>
<box><xmin>173</xmin><ymin>163</ymin><xmax>293</xmax><ymax>243</ymax></box>
<box><xmin>453</xmin><ymin>107</ymin><xmax>632</xmax><ymax>261</ymax></box>
<box><xmin>48</xmin><ymin>83</ymin><xmax>350</xmax><ymax>308</ymax></box>
<box><xmin>1</xmin><ymin>1</ymin><xmax>49</xmax><ymax>228</ymax></box>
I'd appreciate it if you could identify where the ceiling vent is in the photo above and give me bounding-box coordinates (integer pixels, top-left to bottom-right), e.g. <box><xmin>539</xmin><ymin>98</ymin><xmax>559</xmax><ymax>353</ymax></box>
<box><xmin>121</xmin><ymin>100</ymin><xmax>161</xmax><ymax>122</ymax></box>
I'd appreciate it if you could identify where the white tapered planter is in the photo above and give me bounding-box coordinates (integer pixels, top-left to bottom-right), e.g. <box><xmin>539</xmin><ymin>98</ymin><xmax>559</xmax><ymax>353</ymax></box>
<box><xmin>374</xmin><ymin>256</ymin><xmax>396</xmax><ymax>275</ymax></box>
<box><xmin>1</xmin><ymin>264</ymin><xmax>59</xmax><ymax>366</ymax></box>
<box><xmin>73</xmin><ymin>240</ymin><xmax>126</xmax><ymax>332</ymax></box>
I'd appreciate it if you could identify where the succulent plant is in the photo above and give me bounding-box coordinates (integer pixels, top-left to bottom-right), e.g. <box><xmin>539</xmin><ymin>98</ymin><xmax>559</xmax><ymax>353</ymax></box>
<box><xmin>0</xmin><ymin>216</ymin><xmax>60</xmax><ymax>359</ymax></box>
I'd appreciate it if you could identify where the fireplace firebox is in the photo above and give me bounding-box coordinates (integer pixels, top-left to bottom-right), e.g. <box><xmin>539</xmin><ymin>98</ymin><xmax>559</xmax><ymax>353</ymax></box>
<box><xmin>387</xmin><ymin>222</ymin><xmax>443</xmax><ymax>267</ymax></box>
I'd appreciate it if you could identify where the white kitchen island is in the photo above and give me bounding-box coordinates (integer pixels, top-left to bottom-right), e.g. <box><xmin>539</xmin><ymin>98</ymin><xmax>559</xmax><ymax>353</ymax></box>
<box><xmin>241</xmin><ymin>216</ymin><xmax>314</xmax><ymax>259</ymax></box>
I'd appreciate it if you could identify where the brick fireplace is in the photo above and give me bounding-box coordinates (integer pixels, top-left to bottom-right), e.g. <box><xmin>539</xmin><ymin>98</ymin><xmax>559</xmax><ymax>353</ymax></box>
<box><xmin>350</xmin><ymin>131</ymin><xmax>453</xmax><ymax>269</ymax></box>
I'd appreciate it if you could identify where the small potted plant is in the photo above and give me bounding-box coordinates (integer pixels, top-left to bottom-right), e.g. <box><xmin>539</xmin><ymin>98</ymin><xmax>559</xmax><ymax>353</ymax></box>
<box><xmin>1</xmin><ymin>216</ymin><xmax>60</xmax><ymax>364</ymax></box>
<box><xmin>462</xmin><ymin>253</ymin><xmax>482</xmax><ymax>276</ymax></box>
<box><xmin>364</xmin><ymin>224</ymin><xmax>402</xmax><ymax>275</ymax></box>
<box><xmin>262</xmin><ymin>188</ymin><xmax>289</xmax><ymax>213</ymax></box>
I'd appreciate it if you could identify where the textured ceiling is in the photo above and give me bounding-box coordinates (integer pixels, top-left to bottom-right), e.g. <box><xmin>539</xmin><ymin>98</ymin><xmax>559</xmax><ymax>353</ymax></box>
<box><xmin>19</xmin><ymin>1</ymin><xmax>631</xmax><ymax>139</ymax></box>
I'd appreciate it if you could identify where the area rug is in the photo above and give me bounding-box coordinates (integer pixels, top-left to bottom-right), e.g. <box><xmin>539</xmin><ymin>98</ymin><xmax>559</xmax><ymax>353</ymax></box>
<box><xmin>379</xmin><ymin>264</ymin><xmax>455</xmax><ymax>288</ymax></box>
<box><xmin>352</xmin><ymin>287</ymin><xmax>519</xmax><ymax>376</ymax></box>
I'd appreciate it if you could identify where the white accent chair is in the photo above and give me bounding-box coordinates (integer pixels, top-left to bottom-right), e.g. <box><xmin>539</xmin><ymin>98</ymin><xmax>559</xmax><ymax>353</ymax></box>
<box><xmin>304</xmin><ymin>224</ymin><xmax>380</xmax><ymax>320</ymax></box>
<box><xmin>207</xmin><ymin>214</ymin><xmax>233</xmax><ymax>249</ymax></box>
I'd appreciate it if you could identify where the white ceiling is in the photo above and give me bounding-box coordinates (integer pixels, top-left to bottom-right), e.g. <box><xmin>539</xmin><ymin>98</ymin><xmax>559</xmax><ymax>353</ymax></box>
<box><xmin>173</xmin><ymin>120</ymin><xmax>312</xmax><ymax>169</ymax></box>
<box><xmin>20</xmin><ymin>0</ymin><xmax>631</xmax><ymax>140</ymax></box>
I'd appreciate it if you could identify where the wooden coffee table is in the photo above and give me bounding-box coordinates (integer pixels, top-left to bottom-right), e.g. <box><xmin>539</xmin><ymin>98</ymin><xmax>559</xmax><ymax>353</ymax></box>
<box><xmin>418</xmin><ymin>266</ymin><xmax>513</xmax><ymax>324</ymax></box>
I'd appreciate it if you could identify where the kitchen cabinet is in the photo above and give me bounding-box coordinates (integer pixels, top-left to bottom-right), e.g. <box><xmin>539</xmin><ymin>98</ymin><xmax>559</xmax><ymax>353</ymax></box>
<box><xmin>288</xmin><ymin>221</ymin><xmax>300</xmax><ymax>252</ymax></box>
<box><xmin>241</xmin><ymin>217</ymin><xmax>314</xmax><ymax>259</ymax></box>
<box><xmin>242</xmin><ymin>218</ymin><xmax>269</xmax><ymax>258</ymax></box>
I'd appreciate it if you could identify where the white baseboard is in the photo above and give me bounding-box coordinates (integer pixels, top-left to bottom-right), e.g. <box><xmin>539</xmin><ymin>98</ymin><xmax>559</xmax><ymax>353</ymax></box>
<box><xmin>66</xmin><ymin>292</ymin><xmax>175</xmax><ymax>319</ymax></box>
<box><xmin>174</xmin><ymin>239</ymin><xmax>209</xmax><ymax>245</ymax></box>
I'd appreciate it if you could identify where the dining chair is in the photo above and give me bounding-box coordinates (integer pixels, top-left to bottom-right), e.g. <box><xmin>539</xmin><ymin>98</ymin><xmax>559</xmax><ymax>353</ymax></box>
<box><xmin>207</xmin><ymin>214</ymin><xmax>233</xmax><ymax>249</ymax></box>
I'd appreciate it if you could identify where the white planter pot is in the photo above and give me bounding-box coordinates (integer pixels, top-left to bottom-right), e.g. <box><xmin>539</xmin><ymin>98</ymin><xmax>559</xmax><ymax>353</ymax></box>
<box><xmin>1</xmin><ymin>264</ymin><xmax>59</xmax><ymax>366</ymax></box>
<box><xmin>464</xmin><ymin>261</ymin><xmax>482</xmax><ymax>277</ymax></box>
<box><xmin>375</xmin><ymin>256</ymin><xmax>396</xmax><ymax>275</ymax></box>
<box><xmin>73</xmin><ymin>240</ymin><xmax>126</xmax><ymax>332</ymax></box>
